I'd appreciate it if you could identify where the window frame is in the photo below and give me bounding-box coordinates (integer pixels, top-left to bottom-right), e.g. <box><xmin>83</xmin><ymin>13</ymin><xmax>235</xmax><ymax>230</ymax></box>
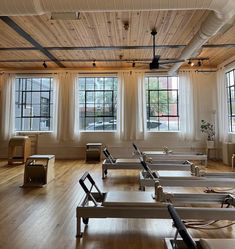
<box><xmin>77</xmin><ymin>76</ymin><xmax>118</xmax><ymax>132</ymax></box>
<box><xmin>145</xmin><ymin>75</ymin><xmax>179</xmax><ymax>132</ymax></box>
<box><xmin>15</xmin><ymin>76</ymin><xmax>54</xmax><ymax>132</ymax></box>
<box><xmin>226</xmin><ymin>68</ymin><xmax>235</xmax><ymax>132</ymax></box>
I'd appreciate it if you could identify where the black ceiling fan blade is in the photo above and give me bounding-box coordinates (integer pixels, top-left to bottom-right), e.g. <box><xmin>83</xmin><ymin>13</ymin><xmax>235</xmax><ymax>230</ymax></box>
<box><xmin>159</xmin><ymin>59</ymin><xmax>186</xmax><ymax>65</ymax></box>
<box><xmin>159</xmin><ymin>64</ymin><xmax>171</xmax><ymax>69</ymax></box>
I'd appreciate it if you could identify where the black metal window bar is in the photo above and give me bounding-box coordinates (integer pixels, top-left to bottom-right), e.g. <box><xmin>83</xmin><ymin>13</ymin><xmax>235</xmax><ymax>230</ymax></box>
<box><xmin>226</xmin><ymin>69</ymin><xmax>235</xmax><ymax>132</ymax></box>
<box><xmin>78</xmin><ymin>77</ymin><xmax>118</xmax><ymax>131</ymax></box>
<box><xmin>145</xmin><ymin>76</ymin><xmax>179</xmax><ymax>131</ymax></box>
<box><xmin>15</xmin><ymin>77</ymin><xmax>53</xmax><ymax>131</ymax></box>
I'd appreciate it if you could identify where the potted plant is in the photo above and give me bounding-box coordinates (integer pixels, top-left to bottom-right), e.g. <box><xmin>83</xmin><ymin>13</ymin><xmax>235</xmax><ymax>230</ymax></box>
<box><xmin>200</xmin><ymin>120</ymin><xmax>215</xmax><ymax>148</ymax></box>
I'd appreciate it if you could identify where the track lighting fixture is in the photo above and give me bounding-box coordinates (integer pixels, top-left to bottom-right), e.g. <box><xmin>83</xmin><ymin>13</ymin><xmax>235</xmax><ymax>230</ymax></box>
<box><xmin>188</xmin><ymin>58</ymin><xmax>208</xmax><ymax>67</ymax></box>
<box><xmin>188</xmin><ymin>59</ymin><xmax>195</xmax><ymax>67</ymax></box>
<box><xmin>42</xmin><ymin>61</ymin><xmax>47</xmax><ymax>68</ymax></box>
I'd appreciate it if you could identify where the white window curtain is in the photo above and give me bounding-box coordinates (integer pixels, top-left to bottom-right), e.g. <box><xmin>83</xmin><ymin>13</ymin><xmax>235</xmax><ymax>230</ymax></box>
<box><xmin>54</xmin><ymin>72</ymin><xmax>79</xmax><ymax>142</ymax></box>
<box><xmin>179</xmin><ymin>71</ymin><xmax>199</xmax><ymax>141</ymax></box>
<box><xmin>216</xmin><ymin>67</ymin><xmax>229</xmax><ymax>142</ymax></box>
<box><xmin>0</xmin><ymin>73</ymin><xmax>16</xmax><ymax>141</ymax></box>
<box><xmin>117</xmin><ymin>71</ymin><xmax>146</xmax><ymax>141</ymax></box>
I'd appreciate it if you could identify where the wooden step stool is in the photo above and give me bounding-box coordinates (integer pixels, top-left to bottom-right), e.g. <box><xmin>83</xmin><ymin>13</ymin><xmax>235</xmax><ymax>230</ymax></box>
<box><xmin>8</xmin><ymin>136</ymin><xmax>31</xmax><ymax>165</ymax></box>
<box><xmin>86</xmin><ymin>143</ymin><xmax>102</xmax><ymax>162</ymax></box>
<box><xmin>22</xmin><ymin>155</ymin><xmax>55</xmax><ymax>187</ymax></box>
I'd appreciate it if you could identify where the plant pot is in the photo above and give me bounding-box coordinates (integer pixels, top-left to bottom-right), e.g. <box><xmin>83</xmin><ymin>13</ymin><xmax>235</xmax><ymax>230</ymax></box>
<box><xmin>206</xmin><ymin>140</ymin><xmax>215</xmax><ymax>149</ymax></box>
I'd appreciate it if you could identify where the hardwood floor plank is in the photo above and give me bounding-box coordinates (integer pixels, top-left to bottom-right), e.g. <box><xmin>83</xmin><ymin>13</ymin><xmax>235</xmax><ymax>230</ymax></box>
<box><xmin>0</xmin><ymin>159</ymin><xmax>234</xmax><ymax>249</ymax></box>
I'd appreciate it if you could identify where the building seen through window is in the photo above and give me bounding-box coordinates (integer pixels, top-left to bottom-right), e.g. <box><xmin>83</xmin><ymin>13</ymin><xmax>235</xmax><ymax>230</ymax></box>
<box><xmin>15</xmin><ymin>77</ymin><xmax>53</xmax><ymax>131</ymax></box>
<box><xmin>145</xmin><ymin>76</ymin><xmax>179</xmax><ymax>131</ymax></box>
<box><xmin>77</xmin><ymin>77</ymin><xmax>118</xmax><ymax>131</ymax></box>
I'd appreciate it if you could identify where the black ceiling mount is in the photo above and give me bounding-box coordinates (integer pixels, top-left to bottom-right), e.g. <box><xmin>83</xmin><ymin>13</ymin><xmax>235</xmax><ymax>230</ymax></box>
<box><xmin>149</xmin><ymin>29</ymin><xmax>160</xmax><ymax>69</ymax></box>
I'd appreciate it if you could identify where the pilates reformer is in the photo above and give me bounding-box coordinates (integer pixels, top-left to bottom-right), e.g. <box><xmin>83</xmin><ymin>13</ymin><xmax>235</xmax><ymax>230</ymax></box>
<box><xmin>102</xmin><ymin>147</ymin><xmax>193</xmax><ymax>179</ymax></box>
<box><xmin>139</xmin><ymin>159</ymin><xmax>235</xmax><ymax>190</ymax></box>
<box><xmin>132</xmin><ymin>143</ymin><xmax>208</xmax><ymax>166</ymax></box>
<box><xmin>76</xmin><ymin>172</ymin><xmax>235</xmax><ymax>238</ymax></box>
<box><xmin>165</xmin><ymin>204</ymin><xmax>235</xmax><ymax>249</ymax></box>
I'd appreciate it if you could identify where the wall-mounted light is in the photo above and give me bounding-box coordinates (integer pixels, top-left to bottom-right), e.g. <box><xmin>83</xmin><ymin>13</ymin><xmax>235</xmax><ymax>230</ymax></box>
<box><xmin>42</xmin><ymin>61</ymin><xmax>47</xmax><ymax>68</ymax></box>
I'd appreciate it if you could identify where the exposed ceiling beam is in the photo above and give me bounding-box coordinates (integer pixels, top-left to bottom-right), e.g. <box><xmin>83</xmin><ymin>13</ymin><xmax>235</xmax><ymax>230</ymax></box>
<box><xmin>0</xmin><ymin>57</ymin><xmax>208</xmax><ymax>63</ymax></box>
<box><xmin>0</xmin><ymin>45</ymin><xmax>185</xmax><ymax>51</ymax></box>
<box><xmin>0</xmin><ymin>16</ymin><xmax>65</xmax><ymax>68</ymax></box>
<box><xmin>0</xmin><ymin>44</ymin><xmax>235</xmax><ymax>52</ymax></box>
<box><xmin>203</xmin><ymin>43</ymin><xmax>235</xmax><ymax>48</ymax></box>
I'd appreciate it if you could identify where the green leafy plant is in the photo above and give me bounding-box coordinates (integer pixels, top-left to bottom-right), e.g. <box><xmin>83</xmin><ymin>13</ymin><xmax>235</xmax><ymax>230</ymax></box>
<box><xmin>200</xmin><ymin>120</ymin><xmax>215</xmax><ymax>141</ymax></box>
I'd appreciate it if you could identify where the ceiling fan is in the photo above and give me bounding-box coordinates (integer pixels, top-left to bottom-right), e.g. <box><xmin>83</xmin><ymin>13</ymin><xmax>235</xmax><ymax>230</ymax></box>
<box><xmin>149</xmin><ymin>29</ymin><xmax>185</xmax><ymax>70</ymax></box>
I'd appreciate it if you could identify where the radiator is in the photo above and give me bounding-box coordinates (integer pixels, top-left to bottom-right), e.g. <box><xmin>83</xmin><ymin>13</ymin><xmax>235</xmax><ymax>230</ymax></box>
<box><xmin>222</xmin><ymin>142</ymin><xmax>235</xmax><ymax>165</ymax></box>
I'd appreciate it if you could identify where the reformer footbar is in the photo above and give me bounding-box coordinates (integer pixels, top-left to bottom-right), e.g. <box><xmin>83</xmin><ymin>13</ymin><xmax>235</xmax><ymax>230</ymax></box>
<box><xmin>103</xmin><ymin>147</ymin><xmax>116</xmax><ymax>164</ymax></box>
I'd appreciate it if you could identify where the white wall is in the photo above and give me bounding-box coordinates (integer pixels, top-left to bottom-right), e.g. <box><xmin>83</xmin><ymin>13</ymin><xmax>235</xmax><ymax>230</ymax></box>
<box><xmin>0</xmin><ymin>70</ymin><xmax>217</xmax><ymax>159</ymax></box>
<box><xmin>33</xmin><ymin>70</ymin><xmax>218</xmax><ymax>159</ymax></box>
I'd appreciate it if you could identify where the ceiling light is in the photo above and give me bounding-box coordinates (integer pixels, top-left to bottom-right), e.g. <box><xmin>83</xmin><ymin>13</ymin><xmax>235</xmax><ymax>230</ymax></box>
<box><xmin>123</xmin><ymin>21</ymin><xmax>129</xmax><ymax>31</ymax></box>
<box><xmin>188</xmin><ymin>60</ymin><xmax>194</xmax><ymax>67</ymax></box>
<box><xmin>51</xmin><ymin>12</ymin><xmax>80</xmax><ymax>20</ymax></box>
<box><xmin>42</xmin><ymin>61</ymin><xmax>47</xmax><ymax>68</ymax></box>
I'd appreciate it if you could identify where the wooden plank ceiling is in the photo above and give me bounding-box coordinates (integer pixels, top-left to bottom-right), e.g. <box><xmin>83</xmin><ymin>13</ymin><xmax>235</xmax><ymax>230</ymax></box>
<box><xmin>0</xmin><ymin>10</ymin><xmax>234</xmax><ymax>70</ymax></box>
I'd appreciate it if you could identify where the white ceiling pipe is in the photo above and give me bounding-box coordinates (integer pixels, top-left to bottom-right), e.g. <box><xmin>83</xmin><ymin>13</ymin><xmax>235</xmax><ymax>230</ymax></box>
<box><xmin>0</xmin><ymin>0</ymin><xmax>232</xmax><ymax>16</ymax></box>
<box><xmin>168</xmin><ymin>1</ymin><xmax>235</xmax><ymax>75</ymax></box>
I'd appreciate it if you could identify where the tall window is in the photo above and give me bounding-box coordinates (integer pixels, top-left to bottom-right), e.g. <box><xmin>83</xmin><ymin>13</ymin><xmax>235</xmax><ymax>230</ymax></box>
<box><xmin>145</xmin><ymin>76</ymin><xmax>179</xmax><ymax>131</ymax></box>
<box><xmin>226</xmin><ymin>69</ymin><xmax>235</xmax><ymax>132</ymax></box>
<box><xmin>15</xmin><ymin>77</ymin><xmax>54</xmax><ymax>131</ymax></box>
<box><xmin>78</xmin><ymin>76</ymin><xmax>118</xmax><ymax>131</ymax></box>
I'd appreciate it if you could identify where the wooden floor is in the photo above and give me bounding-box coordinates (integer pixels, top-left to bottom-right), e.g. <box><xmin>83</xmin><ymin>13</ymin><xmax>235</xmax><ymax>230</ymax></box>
<box><xmin>0</xmin><ymin>159</ymin><xmax>234</xmax><ymax>249</ymax></box>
